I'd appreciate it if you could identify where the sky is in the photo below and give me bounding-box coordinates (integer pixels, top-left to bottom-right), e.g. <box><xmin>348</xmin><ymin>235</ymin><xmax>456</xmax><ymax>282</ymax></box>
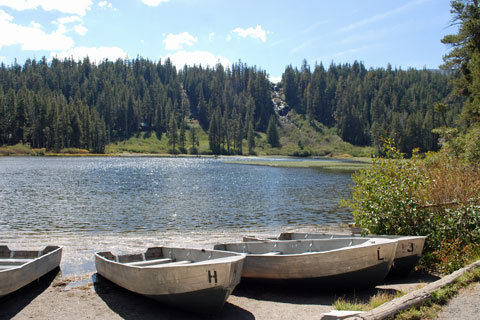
<box><xmin>0</xmin><ymin>0</ymin><xmax>457</xmax><ymax>83</ymax></box>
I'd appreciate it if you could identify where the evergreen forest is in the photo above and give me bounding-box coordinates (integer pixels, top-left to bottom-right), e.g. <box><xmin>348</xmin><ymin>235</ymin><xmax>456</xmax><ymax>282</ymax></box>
<box><xmin>0</xmin><ymin>55</ymin><xmax>463</xmax><ymax>155</ymax></box>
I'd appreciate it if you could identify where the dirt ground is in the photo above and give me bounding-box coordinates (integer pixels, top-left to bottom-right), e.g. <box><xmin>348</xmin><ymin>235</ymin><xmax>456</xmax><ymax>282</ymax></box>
<box><xmin>0</xmin><ymin>269</ymin><xmax>440</xmax><ymax>320</ymax></box>
<box><xmin>436</xmin><ymin>282</ymin><xmax>480</xmax><ymax>320</ymax></box>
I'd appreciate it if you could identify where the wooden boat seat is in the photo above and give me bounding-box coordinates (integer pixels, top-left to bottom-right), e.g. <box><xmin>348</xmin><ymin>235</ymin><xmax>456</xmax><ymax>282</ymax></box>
<box><xmin>125</xmin><ymin>258</ymin><xmax>173</xmax><ymax>267</ymax></box>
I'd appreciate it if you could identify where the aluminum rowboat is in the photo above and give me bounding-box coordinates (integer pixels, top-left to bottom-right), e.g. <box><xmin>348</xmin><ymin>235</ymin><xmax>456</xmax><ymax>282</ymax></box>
<box><xmin>0</xmin><ymin>245</ymin><xmax>62</xmax><ymax>297</ymax></box>
<box><xmin>95</xmin><ymin>246</ymin><xmax>245</xmax><ymax>313</ymax></box>
<box><xmin>215</xmin><ymin>238</ymin><xmax>397</xmax><ymax>288</ymax></box>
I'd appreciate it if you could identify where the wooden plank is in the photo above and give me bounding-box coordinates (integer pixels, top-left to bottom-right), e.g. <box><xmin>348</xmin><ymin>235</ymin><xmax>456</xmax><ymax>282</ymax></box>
<box><xmin>345</xmin><ymin>260</ymin><xmax>480</xmax><ymax>320</ymax></box>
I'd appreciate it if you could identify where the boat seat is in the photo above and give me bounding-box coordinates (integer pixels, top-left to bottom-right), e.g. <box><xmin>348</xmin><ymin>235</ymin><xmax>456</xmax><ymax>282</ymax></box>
<box><xmin>125</xmin><ymin>258</ymin><xmax>173</xmax><ymax>266</ymax></box>
<box><xmin>0</xmin><ymin>265</ymin><xmax>19</xmax><ymax>270</ymax></box>
<box><xmin>0</xmin><ymin>258</ymin><xmax>31</xmax><ymax>264</ymax></box>
<box><xmin>162</xmin><ymin>260</ymin><xmax>193</xmax><ymax>266</ymax></box>
<box><xmin>262</xmin><ymin>252</ymin><xmax>281</xmax><ymax>255</ymax></box>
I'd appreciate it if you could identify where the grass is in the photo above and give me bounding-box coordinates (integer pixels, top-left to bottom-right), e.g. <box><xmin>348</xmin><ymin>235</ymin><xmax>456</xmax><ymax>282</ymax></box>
<box><xmin>106</xmin><ymin>124</ymin><xmax>211</xmax><ymax>155</ymax></box>
<box><xmin>263</xmin><ymin>111</ymin><xmax>376</xmax><ymax>158</ymax></box>
<box><xmin>333</xmin><ymin>291</ymin><xmax>405</xmax><ymax>311</ymax></box>
<box><xmin>225</xmin><ymin>158</ymin><xmax>372</xmax><ymax>171</ymax></box>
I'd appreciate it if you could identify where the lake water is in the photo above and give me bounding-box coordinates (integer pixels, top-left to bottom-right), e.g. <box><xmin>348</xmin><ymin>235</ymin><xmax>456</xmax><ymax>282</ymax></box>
<box><xmin>0</xmin><ymin>156</ymin><xmax>354</xmax><ymax>275</ymax></box>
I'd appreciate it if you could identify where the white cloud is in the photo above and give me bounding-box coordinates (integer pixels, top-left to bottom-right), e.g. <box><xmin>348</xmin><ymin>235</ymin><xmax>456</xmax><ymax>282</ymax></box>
<box><xmin>0</xmin><ymin>9</ymin><xmax>74</xmax><ymax>50</ymax></box>
<box><xmin>163</xmin><ymin>32</ymin><xmax>198</xmax><ymax>50</ymax></box>
<box><xmin>98</xmin><ymin>1</ymin><xmax>112</xmax><ymax>8</ymax></box>
<box><xmin>51</xmin><ymin>46</ymin><xmax>127</xmax><ymax>62</ymax></box>
<box><xmin>232</xmin><ymin>25</ymin><xmax>267</xmax><ymax>42</ymax></box>
<box><xmin>141</xmin><ymin>0</ymin><xmax>169</xmax><ymax>6</ymax></box>
<box><xmin>73</xmin><ymin>24</ymin><xmax>87</xmax><ymax>35</ymax></box>
<box><xmin>209</xmin><ymin>32</ymin><xmax>215</xmax><ymax>41</ymax></box>
<box><xmin>0</xmin><ymin>0</ymin><xmax>93</xmax><ymax>16</ymax></box>
<box><xmin>163</xmin><ymin>51</ymin><xmax>231</xmax><ymax>69</ymax></box>
<box><xmin>30</xmin><ymin>20</ymin><xmax>42</xmax><ymax>29</ymax></box>
<box><xmin>226</xmin><ymin>35</ymin><xmax>232</xmax><ymax>41</ymax></box>
<box><xmin>51</xmin><ymin>16</ymin><xmax>87</xmax><ymax>36</ymax></box>
<box><xmin>55</xmin><ymin>16</ymin><xmax>82</xmax><ymax>25</ymax></box>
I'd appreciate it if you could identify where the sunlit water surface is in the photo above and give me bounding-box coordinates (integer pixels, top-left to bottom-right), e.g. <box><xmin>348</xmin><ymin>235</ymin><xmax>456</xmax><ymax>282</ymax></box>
<box><xmin>0</xmin><ymin>156</ymin><xmax>354</xmax><ymax>275</ymax></box>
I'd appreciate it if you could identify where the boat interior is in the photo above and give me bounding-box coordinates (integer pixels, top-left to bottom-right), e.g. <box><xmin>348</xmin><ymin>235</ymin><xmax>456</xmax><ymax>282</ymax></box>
<box><xmin>278</xmin><ymin>233</ymin><xmax>356</xmax><ymax>240</ymax></box>
<box><xmin>97</xmin><ymin>247</ymin><xmax>242</xmax><ymax>267</ymax></box>
<box><xmin>0</xmin><ymin>245</ymin><xmax>59</xmax><ymax>271</ymax></box>
<box><xmin>215</xmin><ymin>238</ymin><xmax>389</xmax><ymax>255</ymax></box>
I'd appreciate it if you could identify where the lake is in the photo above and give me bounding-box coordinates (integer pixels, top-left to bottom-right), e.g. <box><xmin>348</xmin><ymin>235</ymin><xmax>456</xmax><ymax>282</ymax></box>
<box><xmin>0</xmin><ymin>156</ymin><xmax>355</xmax><ymax>275</ymax></box>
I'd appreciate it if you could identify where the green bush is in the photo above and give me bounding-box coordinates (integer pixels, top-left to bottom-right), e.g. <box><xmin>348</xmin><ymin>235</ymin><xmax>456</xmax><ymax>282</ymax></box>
<box><xmin>346</xmin><ymin>139</ymin><xmax>480</xmax><ymax>273</ymax></box>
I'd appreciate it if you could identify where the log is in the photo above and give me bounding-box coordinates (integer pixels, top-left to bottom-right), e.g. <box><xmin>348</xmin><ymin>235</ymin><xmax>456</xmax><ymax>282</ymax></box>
<box><xmin>346</xmin><ymin>260</ymin><xmax>480</xmax><ymax>320</ymax></box>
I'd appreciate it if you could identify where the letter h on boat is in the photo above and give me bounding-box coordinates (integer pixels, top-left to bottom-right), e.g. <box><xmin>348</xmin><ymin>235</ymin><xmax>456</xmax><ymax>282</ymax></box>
<box><xmin>208</xmin><ymin>270</ymin><xmax>218</xmax><ymax>284</ymax></box>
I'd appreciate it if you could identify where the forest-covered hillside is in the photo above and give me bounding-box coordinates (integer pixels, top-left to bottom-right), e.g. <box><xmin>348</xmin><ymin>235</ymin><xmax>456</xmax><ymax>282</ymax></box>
<box><xmin>0</xmin><ymin>57</ymin><xmax>463</xmax><ymax>155</ymax></box>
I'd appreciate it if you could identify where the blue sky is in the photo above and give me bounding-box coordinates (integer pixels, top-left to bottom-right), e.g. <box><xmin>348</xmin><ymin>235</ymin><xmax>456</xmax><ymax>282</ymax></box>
<box><xmin>0</xmin><ymin>0</ymin><xmax>456</xmax><ymax>82</ymax></box>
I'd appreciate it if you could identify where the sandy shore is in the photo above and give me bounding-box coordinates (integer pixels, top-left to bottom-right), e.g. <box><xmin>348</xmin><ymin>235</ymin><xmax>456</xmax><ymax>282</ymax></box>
<box><xmin>0</xmin><ymin>269</ymin><xmax>439</xmax><ymax>320</ymax></box>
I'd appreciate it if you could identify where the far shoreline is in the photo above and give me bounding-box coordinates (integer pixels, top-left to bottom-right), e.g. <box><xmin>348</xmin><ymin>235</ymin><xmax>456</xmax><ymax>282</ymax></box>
<box><xmin>0</xmin><ymin>151</ymin><xmax>372</xmax><ymax>169</ymax></box>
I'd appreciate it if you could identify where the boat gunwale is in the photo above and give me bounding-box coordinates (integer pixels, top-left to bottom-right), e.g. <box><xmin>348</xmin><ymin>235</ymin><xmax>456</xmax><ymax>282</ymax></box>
<box><xmin>277</xmin><ymin>233</ymin><xmax>427</xmax><ymax>241</ymax></box>
<box><xmin>94</xmin><ymin>247</ymin><xmax>245</xmax><ymax>269</ymax></box>
<box><xmin>216</xmin><ymin>238</ymin><xmax>398</xmax><ymax>257</ymax></box>
<box><xmin>0</xmin><ymin>246</ymin><xmax>62</xmax><ymax>273</ymax></box>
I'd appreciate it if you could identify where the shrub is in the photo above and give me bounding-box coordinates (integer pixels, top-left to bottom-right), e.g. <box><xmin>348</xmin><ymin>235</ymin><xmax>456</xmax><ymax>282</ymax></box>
<box><xmin>346</xmin><ymin>139</ymin><xmax>480</xmax><ymax>273</ymax></box>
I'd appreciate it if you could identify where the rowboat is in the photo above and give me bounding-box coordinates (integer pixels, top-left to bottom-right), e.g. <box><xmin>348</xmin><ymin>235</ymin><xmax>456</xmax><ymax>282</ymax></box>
<box><xmin>95</xmin><ymin>247</ymin><xmax>245</xmax><ymax>313</ymax></box>
<box><xmin>0</xmin><ymin>245</ymin><xmax>63</xmax><ymax>298</ymax></box>
<box><xmin>214</xmin><ymin>238</ymin><xmax>397</xmax><ymax>288</ymax></box>
<box><xmin>245</xmin><ymin>232</ymin><xmax>426</xmax><ymax>277</ymax></box>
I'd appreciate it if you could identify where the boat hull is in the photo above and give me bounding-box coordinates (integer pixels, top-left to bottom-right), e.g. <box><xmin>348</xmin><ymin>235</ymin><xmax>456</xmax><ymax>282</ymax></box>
<box><xmin>215</xmin><ymin>238</ymin><xmax>397</xmax><ymax>289</ymax></box>
<box><xmin>0</xmin><ymin>246</ymin><xmax>62</xmax><ymax>298</ymax></box>
<box><xmin>276</xmin><ymin>233</ymin><xmax>426</xmax><ymax>277</ymax></box>
<box><xmin>242</xmin><ymin>260</ymin><xmax>392</xmax><ymax>289</ymax></box>
<box><xmin>146</xmin><ymin>286</ymin><xmax>234</xmax><ymax>313</ymax></box>
<box><xmin>95</xmin><ymin>247</ymin><xmax>244</xmax><ymax>313</ymax></box>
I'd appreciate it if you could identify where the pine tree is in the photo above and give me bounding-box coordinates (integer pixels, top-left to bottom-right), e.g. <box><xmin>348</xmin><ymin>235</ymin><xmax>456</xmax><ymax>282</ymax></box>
<box><xmin>189</xmin><ymin>126</ymin><xmax>199</xmax><ymax>154</ymax></box>
<box><xmin>179</xmin><ymin>117</ymin><xmax>186</xmax><ymax>153</ymax></box>
<box><xmin>266</xmin><ymin>115</ymin><xmax>280</xmax><ymax>147</ymax></box>
<box><xmin>208</xmin><ymin>111</ymin><xmax>221</xmax><ymax>154</ymax></box>
<box><xmin>168</xmin><ymin>113</ymin><xmax>178</xmax><ymax>154</ymax></box>
<box><xmin>247</xmin><ymin>121</ymin><xmax>255</xmax><ymax>155</ymax></box>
